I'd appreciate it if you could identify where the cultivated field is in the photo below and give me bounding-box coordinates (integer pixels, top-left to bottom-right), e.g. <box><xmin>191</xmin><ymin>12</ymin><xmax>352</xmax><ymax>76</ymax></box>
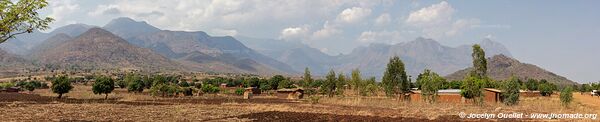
<box><xmin>1</xmin><ymin>84</ymin><xmax>599</xmax><ymax>121</ymax></box>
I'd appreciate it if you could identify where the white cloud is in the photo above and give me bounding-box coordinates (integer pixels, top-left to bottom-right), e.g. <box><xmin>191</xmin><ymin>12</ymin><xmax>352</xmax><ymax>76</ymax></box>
<box><xmin>446</xmin><ymin>19</ymin><xmax>480</xmax><ymax>36</ymax></box>
<box><xmin>357</xmin><ymin>30</ymin><xmax>403</xmax><ymax>44</ymax></box>
<box><xmin>405</xmin><ymin>1</ymin><xmax>453</xmax><ymax>26</ymax></box>
<box><xmin>88</xmin><ymin>4</ymin><xmax>120</xmax><ymax>16</ymax></box>
<box><xmin>311</xmin><ymin>21</ymin><xmax>342</xmax><ymax>40</ymax></box>
<box><xmin>336</xmin><ymin>7</ymin><xmax>372</xmax><ymax>24</ymax></box>
<box><xmin>211</xmin><ymin>28</ymin><xmax>238</xmax><ymax>36</ymax></box>
<box><xmin>375</xmin><ymin>13</ymin><xmax>391</xmax><ymax>26</ymax></box>
<box><xmin>405</xmin><ymin>1</ymin><xmax>479</xmax><ymax>39</ymax></box>
<box><xmin>48</xmin><ymin>0</ymin><xmax>79</xmax><ymax>26</ymax></box>
<box><xmin>279</xmin><ymin>26</ymin><xmax>310</xmax><ymax>41</ymax></box>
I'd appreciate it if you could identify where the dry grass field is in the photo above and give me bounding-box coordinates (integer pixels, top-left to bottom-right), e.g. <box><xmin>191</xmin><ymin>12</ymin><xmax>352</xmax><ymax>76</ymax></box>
<box><xmin>1</xmin><ymin>84</ymin><xmax>599</xmax><ymax>121</ymax></box>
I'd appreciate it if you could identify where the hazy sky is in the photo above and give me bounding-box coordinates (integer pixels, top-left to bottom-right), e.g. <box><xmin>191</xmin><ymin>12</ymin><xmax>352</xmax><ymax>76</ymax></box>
<box><xmin>37</xmin><ymin>0</ymin><xmax>599</xmax><ymax>83</ymax></box>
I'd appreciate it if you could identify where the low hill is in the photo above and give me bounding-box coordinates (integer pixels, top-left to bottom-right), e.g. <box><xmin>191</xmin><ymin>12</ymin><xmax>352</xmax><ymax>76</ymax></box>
<box><xmin>445</xmin><ymin>55</ymin><xmax>578</xmax><ymax>87</ymax></box>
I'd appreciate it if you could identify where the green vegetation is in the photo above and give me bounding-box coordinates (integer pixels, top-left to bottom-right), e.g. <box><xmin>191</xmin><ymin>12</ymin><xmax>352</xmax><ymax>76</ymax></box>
<box><xmin>336</xmin><ymin>73</ymin><xmax>346</xmax><ymax>95</ymax></box>
<box><xmin>502</xmin><ymin>77</ymin><xmax>520</xmax><ymax>106</ymax></box>
<box><xmin>127</xmin><ymin>77</ymin><xmax>144</xmax><ymax>93</ymax></box>
<box><xmin>201</xmin><ymin>84</ymin><xmax>220</xmax><ymax>94</ymax></box>
<box><xmin>303</xmin><ymin>67</ymin><xmax>313</xmax><ymax>85</ymax></box>
<box><xmin>51</xmin><ymin>76</ymin><xmax>73</xmax><ymax>99</ymax></box>
<box><xmin>92</xmin><ymin>76</ymin><xmax>115</xmax><ymax>99</ymax></box>
<box><xmin>322</xmin><ymin>69</ymin><xmax>337</xmax><ymax>97</ymax></box>
<box><xmin>461</xmin><ymin>44</ymin><xmax>488</xmax><ymax>104</ymax></box>
<box><xmin>560</xmin><ymin>86</ymin><xmax>573</xmax><ymax>107</ymax></box>
<box><xmin>525</xmin><ymin>79</ymin><xmax>539</xmax><ymax>91</ymax></box>
<box><xmin>0</xmin><ymin>82</ymin><xmax>15</xmax><ymax>89</ymax></box>
<box><xmin>538</xmin><ymin>80</ymin><xmax>555</xmax><ymax>96</ymax></box>
<box><xmin>382</xmin><ymin>56</ymin><xmax>410</xmax><ymax>99</ymax></box>
<box><xmin>0</xmin><ymin>0</ymin><xmax>54</xmax><ymax>44</ymax></box>
<box><xmin>235</xmin><ymin>88</ymin><xmax>245</xmax><ymax>96</ymax></box>
<box><xmin>417</xmin><ymin>69</ymin><xmax>445</xmax><ymax>103</ymax></box>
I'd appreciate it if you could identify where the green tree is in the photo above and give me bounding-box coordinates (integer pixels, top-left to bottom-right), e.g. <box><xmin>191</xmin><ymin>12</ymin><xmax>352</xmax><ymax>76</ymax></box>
<box><xmin>127</xmin><ymin>77</ymin><xmax>144</xmax><ymax>93</ymax></box>
<box><xmin>322</xmin><ymin>69</ymin><xmax>337</xmax><ymax>97</ymax></box>
<box><xmin>278</xmin><ymin>78</ymin><xmax>295</xmax><ymax>89</ymax></box>
<box><xmin>351</xmin><ymin>69</ymin><xmax>362</xmax><ymax>94</ymax></box>
<box><xmin>471</xmin><ymin>44</ymin><xmax>487</xmax><ymax>79</ymax></box>
<box><xmin>461</xmin><ymin>44</ymin><xmax>489</xmax><ymax>104</ymax></box>
<box><xmin>417</xmin><ymin>69</ymin><xmax>445</xmax><ymax>103</ymax></box>
<box><xmin>92</xmin><ymin>76</ymin><xmax>115</xmax><ymax>99</ymax></box>
<box><xmin>303</xmin><ymin>67</ymin><xmax>313</xmax><ymax>85</ymax></box>
<box><xmin>22</xmin><ymin>81</ymin><xmax>36</xmax><ymax>92</ymax></box>
<box><xmin>560</xmin><ymin>86</ymin><xmax>573</xmax><ymax>107</ymax></box>
<box><xmin>580</xmin><ymin>84</ymin><xmax>590</xmax><ymax>95</ymax></box>
<box><xmin>381</xmin><ymin>56</ymin><xmax>410</xmax><ymax>99</ymax></box>
<box><xmin>364</xmin><ymin>77</ymin><xmax>379</xmax><ymax>96</ymax></box>
<box><xmin>525</xmin><ymin>79</ymin><xmax>539</xmax><ymax>91</ymax></box>
<box><xmin>51</xmin><ymin>76</ymin><xmax>73</xmax><ymax>99</ymax></box>
<box><xmin>538</xmin><ymin>82</ymin><xmax>554</xmax><ymax>96</ymax></box>
<box><xmin>116</xmin><ymin>79</ymin><xmax>127</xmax><ymax>89</ymax></box>
<box><xmin>502</xmin><ymin>77</ymin><xmax>521</xmax><ymax>106</ymax></box>
<box><xmin>269</xmin><ymin>75</ymin><xmax>285</xmax><ymax>90</ymax></box>
<box><xmin>336</xmin><ymin>73</ymin><xmax>346</xmax><ymax>95</ymax></box>
<box><xmin>0</xmin><ymin>0</ymin><xmax>54</xmax><ymax>44</ymax></box>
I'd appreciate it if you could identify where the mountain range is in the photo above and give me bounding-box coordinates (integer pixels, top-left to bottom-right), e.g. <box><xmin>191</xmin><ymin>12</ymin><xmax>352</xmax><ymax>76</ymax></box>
<box><xmin>0</xmin><ymin>17</ymin><xmax>577</xmax><ymax>85</ymax></box>
<box><xmin>239</xmin><ymin>36</ymin><xmax>513</xmax><ymax>78</ymax></box>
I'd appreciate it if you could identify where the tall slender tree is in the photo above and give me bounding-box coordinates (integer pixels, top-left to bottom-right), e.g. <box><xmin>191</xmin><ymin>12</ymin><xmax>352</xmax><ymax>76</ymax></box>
<box><xmin>351</xmin><ymin>69</ymin><xmax>362</xmax><ymax>94</ymax></box>
<box><xmin>337</xmin><ymin>73</ymin><xmax>346</xmax><ymax>95</ymax></box>
<box><xmin>322</xmin><ymin>69</ymin><xmax>337</xmax><ymax>97</ymax></box>
<box><xmin>382</xmin><ymin>56</ymin><xmax>409</xmax><ymax>99</ymax></box>
<box><xmin>461</xmin><ymin>44</ymin><xmax>488</xmax><ymax>104</ymax></box>
<box><xmin>471</xmin><ymin>44</ymin><xmax>487</xmax><ymax>79</ymax></box>
<box><xmin>303</xmin><ymin>67</ymin><xmax>313</xmax><ymax>86</ymax></box>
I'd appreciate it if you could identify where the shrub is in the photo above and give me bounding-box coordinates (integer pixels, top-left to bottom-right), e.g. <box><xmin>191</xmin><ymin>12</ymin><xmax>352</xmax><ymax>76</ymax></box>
<box><xmin>235</xmin><ymin>88</ymin><xmax>244</xmax><ymax>96</ymax></box>
<box><xmin>116</xmin><ymin>80</ymin><xmax>127</xmax><ymax>89</ymax></box>
<box><xmin>560</xmin><ymin>87</ymin><xmax>573</xmax><ymax>107</ymax></box>
<box><xmin>150</xmin><ymin>84</ymin><xmax>180</xmax><ymax>97</ymax></box>
<box><xmin>51</xmin><ymin>76</ymin><xmax>73</xmax><ymax>99</ymax></box>
<box><xmin>0</xmin><ymin>82</ymin><xmax>16</xmax><ymax>89</ymax></box>
<box><xmin>127</xmin><ymin>79</ymin><xmax>144</xmax><ymax>93</ymax></box>
<box><xmin>539</xmin><ymin>83</ymin><xmax>554</xmax><ymax>96</ymax></box>
<box><xmin>92</xmin><ymin>76</ymin><xmax>115</xmax><ymax>99</ymax></box>
<box><xmin>182</xmin><ymin>87</ymin><xmax>193</xmax><ymax>96</ymax></box>
<box><xmin>201</xmin><ymin>84</ymin><xmax>220</xmax><ymax>94</ymax></box>
<box><xmin>178</xmin><ymin>81</ymin><xmax>190</xmax><ymax>87</ymax></box>
<box><xmin>502</xmin><ymin>77</ymin><xmax>520</xmax><ymax>106</ymax></box>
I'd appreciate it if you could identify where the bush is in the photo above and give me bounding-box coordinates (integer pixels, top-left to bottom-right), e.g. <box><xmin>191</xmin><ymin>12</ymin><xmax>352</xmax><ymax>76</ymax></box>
<box><xmin>116</xmin><ymin>80</ymin><xmax>127</xmax><ymax>89</ymax></box>
<box><xmin>92</xmin><ymin>76</ymin><xmax>115</xmax><ymax>99</ymax></box>
<box><xmin>235</xmin><ymin>88</ymin><xmax>244</xmax><ymax>96</ymax></box>
<box><xmin>22</xmin><ymin>82</ymin><xmax>36</xmax><ymax>92</ymax></box>
<box><xmin>539</xmin><ymin>83</ymin><xmax>554</xmax><ymax>96</ymax></box>
<box><xmin>178</xmin><ymin>81</ymin><xmax>190</xmax><ymax>87</ymax></box>
<box><xmin>127</xmin><ymin>79</ymin><xmax>144</xmax><ymax>93</ymax></box>
<box><xmin>560</xmin><ymin>87</ymin><xmax>573</xmax><ymax>107</ymax></box>
<box><xmin>201</xmin><ymin>84</ymin><xmax>220</xmax><ymax>94</ymax></box>
<box><xmin>51</xmin><ymin>76</ymin><xmax>73</xmax><ymax>99</ymax></box>
<box><xmin>502</xmin><ymin>77</ymin><xmax>520</xmax><ymax>106</ymax></box>
<box><xmin>0</xmin><ymin>82</ymin><xmax>16</xmax><ymax>89</ymax></box>
<box><xmin>182</xmin><ymin>87</ymin><xmax>194</xmax><ymax>96</ymax></box>
<box><xmin>150</xmin><ymin>84</ymin><xmax>181</xmax><ymax>97</ymax></box>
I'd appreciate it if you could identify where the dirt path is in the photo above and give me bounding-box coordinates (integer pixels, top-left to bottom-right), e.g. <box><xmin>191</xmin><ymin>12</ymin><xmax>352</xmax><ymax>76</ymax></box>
<box><xmin>573</xmin><ymin>93</ymin><xmax>600</xmax><ymax>113</ymax></box>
